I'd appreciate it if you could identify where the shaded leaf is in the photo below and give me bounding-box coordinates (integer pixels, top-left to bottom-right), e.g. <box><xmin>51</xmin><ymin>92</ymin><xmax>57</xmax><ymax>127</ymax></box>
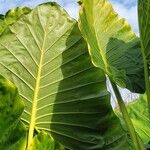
<box><xmin>79</xmin><ymin>0</ymin><xmax>144</xmax><ymax>93</ymax></box>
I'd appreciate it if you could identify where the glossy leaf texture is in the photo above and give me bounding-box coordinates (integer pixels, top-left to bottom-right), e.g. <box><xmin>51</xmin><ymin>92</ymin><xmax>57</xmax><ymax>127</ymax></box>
<box><xmin>0</xmin><ymin>2</ymin><xmax>132</xmax><ymax>149</ymax></box>
<box><xmin>0</xmin><ymin>75</ymin><xmax>26</xmax><ymax>150</ymax></box>
<box><xmin>138</xmin><ymin>0</ymin><xmax>150</xmax><ymax>62</ymax></box>
<box><xmin>0</xmin><ymin>7</ymin><xmax>31</xmax><ymax>35</ymax></box>
<box><xmin>31</xmin><ymin>131</ymin><xmax>55</xmax><ymax>150</ymax></box>
<box><xmin>117</xmin><ymin>95</ymin><xmax>150</xmax><ymax>144</ymax></box>
<box><xmin>78</xmin><ymin>0</ymin><xmax>145</xmax><ymax>93</ymax></box>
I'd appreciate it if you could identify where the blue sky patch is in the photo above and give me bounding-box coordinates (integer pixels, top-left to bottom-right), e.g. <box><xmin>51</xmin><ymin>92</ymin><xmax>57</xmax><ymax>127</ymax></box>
<box><xmin>0</xmin><ymin>0</ymin><xmax>139</xmax><ymax>33</ymax></box>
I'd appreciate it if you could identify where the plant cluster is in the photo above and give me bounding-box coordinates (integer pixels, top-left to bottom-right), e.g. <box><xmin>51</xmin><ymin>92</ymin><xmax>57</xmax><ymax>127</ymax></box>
<box><xmin>0</xmin><ymin>0</ymin><xmax>149</xmax><ymax>149</ymax></box>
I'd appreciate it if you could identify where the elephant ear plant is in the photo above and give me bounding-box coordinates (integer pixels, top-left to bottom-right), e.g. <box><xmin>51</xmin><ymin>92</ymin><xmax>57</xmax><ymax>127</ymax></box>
<box><xmin>79</xmin><ymin>0</ymin><xmax>150</xmax><ymax>149</ymax></box>
<box><xmin>78</xmin><ymin>0</ymin><xmax>149</xmax><ymax>149</ymax></box>
<box><xmin>0</xmin><ymin>2</ymin><xmax>134</xmax><ymax>150</ymax></box>
<box><xmin>0</xmin><ymin>0</ymin><xmax>149</xmax><ymax>150</ymax></box>
<box><xmin>78</xmin><ymin>0</ymin><xmax>145</xmax><ymax>93</ymax></box>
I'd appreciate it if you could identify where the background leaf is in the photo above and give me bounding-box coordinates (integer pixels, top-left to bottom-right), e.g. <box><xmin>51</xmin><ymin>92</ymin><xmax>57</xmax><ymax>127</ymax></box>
<box><xmin>0</xmin><ymin>3</ymin><xmax>132</xmax><ymax>149</ymax></box>
<box><xmin>79</xmin><ymin>0</ymin><xmax>145</xmax><ymax>93</ymax></box>
<box><xmin>31</xmin><ymin>131</ymin><xmax>55</xmax><ymax>150</ymax></box>
<box><xmin>138</xmin><ymin>0</ymin><xmax>150</xmax><ymax>62</ymax></box>
<box><xmin>0</xmin><ymin>7</ymin><xmax>31</xmax><ymax>35</ymax></box>
<box><xmin>116</xmin><ymin>95</ymin><xmax>150</xmax><ymax>144</ymax></box>
<box><xmin>0</xmin><ymin>75</ymin><xmax>26</xmax><ymax>150</ymax></box>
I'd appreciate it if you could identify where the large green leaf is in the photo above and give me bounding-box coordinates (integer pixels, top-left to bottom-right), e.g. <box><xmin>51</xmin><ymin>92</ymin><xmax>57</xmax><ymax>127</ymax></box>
<box><xmin>116</xmin><ymin>95</ymin><xmax>150</xmax><ymax>144</ymax></box>
<box><xmin>78</xmin><ymin>0</ymin><xmax>145</xmax><ymax>93</ymax></box>
<box><xmin>0</xmin><ymin>2</ymin><xmax>132</xmax><ymax>149</ymax></box>
<box><xmin>0</xmin><ymin>75</ymin><xmax>26</xmax><ymax>150</ymax></box>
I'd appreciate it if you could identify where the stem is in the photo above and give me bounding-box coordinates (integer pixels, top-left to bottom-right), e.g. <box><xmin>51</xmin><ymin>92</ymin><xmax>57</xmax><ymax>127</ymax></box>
<box><xmin>141</xmin><ymin>43</ymin><xmax>150</xmax><ymax>119</ymax></box>
<box><xmin>110</xmin><ymin>79</ymin><xmax>145</xmax><ymax>150</ymax></box>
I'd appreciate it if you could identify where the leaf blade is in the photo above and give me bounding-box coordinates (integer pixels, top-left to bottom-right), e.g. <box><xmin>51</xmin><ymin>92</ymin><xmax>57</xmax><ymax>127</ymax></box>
<box><xmin>79</xmin><ymin>0</ymin><xmax>145</xmax><ymax>93</ymax></box>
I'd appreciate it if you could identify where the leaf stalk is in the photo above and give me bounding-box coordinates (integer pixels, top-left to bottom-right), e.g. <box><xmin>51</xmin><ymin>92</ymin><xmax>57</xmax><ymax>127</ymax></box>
<box><xmin>110</xmin><ymin>79</ymin><xmax>145</xmax><ymax>150</ymax></box>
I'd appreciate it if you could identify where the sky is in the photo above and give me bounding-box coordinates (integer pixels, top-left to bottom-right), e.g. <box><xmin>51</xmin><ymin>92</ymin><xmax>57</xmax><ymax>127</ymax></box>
<box><xmin>0</xmin><ymin>0</ymin><xmax>139</xmax><ymax>33</ymax></box>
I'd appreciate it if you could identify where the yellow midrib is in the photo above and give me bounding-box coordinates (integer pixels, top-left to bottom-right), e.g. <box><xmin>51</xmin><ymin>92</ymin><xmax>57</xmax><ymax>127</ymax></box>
<box><xmin>27</xmin><ymin>33</ymin><xmax>46</xmax><ymax>149</ymax></box>
<box><xmin>89</xmin><ymin>2</ymin><xmax>109</xmax><ymax>73</ymax></box>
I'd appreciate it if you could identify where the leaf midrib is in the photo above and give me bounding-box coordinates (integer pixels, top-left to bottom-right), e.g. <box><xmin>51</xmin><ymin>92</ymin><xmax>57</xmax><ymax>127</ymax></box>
<box><xmin>27</xmin><ymin>26</ymin><xmax>47</xmax><ymax>148</ymax></box>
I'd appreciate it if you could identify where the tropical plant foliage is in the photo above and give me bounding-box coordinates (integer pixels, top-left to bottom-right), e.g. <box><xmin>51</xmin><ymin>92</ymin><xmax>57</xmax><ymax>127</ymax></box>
<box><xmin>78</xmin><ymin>0</ymin><xmax>144</xmax><ymax>93</ymax></box>
<box><xmin>0</xmin><ymin>0</ymin><xmax>149</xmax><ymax>149</ymax></box>
<box><xmin>0</xmin><ymin>2</ymin><xmax>133</xmax><ymax>150</ymax></box>
<box><xmin>78</xmin><ymin>0</ymin><xmax>147</xmax><ymax>149</ymax></box>
<box><xmin>116</xmin><ymin>95</ymin><xmax>150</xmax><ymax>144</ymax></box>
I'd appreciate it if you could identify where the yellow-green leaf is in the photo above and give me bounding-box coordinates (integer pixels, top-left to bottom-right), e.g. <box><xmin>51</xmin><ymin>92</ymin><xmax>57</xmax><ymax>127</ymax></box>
<box><xmin>31</xmin><ymin>131</ymin><xmax>55</xmax><ymax>150</ymax></box>
<box><xmin>0</xmin><ymin>7</ymin><xmax>31</xmax><ymax>35</ymax></box>
<box><xmin>79</xmin><ymin>0</ymin><xmax>144</xmax><ymax>93</ymax></box>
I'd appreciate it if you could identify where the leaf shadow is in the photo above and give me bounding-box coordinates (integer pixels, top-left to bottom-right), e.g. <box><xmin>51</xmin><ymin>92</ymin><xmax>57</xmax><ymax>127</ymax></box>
<box><xmin>50</xmin><ymin>24</ymin><xmax>132</xmax><ymax>149</ymax></box>
<box><xmin>105</xmin><ymin>37</ymin><xmax>145</xmax><ymax>93</ymax></box>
